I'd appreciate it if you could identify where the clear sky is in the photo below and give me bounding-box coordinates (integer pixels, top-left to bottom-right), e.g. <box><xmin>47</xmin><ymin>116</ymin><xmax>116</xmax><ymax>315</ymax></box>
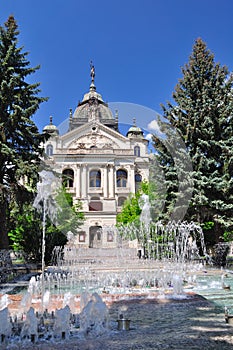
<box><xmin>1</xmin><ymin>0</ymin><xmax>233</xmax><ymax>133</ymax></box>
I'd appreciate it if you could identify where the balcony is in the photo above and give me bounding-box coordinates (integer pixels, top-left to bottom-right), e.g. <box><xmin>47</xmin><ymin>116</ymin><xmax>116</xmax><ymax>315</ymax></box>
<box><xmin>88</xmin><ymin>187</ymin><xmax>103</xmax><ymax>194</ymax></box>
<box><xmin>116</xmin><ymin>187</ymin><xmax>130</xmax><ymax>193</ymax></box>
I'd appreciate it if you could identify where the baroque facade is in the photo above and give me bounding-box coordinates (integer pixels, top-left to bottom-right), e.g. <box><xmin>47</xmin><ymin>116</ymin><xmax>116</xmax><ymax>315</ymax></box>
<box><xmin>42</xmin><ymin>65</ymin><xmax>150</xmax><ymax>248</ymax></box>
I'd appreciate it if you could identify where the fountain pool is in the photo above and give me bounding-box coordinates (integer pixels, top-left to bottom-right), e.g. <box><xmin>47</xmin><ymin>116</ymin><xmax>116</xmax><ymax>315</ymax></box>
<box><xmin>0</xmin><ymin>217</ymin><xmax>223</xmax><ymax>348</ymax></box>
<box><xmin>1</xmin><ymin>266</ymin><xmax>233</xmax><ymax>349</ymax></box>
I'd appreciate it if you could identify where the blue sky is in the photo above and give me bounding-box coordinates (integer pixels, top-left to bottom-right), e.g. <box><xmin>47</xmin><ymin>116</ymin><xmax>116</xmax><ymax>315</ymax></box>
<box><xmin>1</xmin><ymin>0</ymin><xmax>233</xmax><ymax>133</ymax></box>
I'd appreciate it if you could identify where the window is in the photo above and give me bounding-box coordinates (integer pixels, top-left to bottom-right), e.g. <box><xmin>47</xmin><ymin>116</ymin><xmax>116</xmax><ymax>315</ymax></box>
<box><xmin>135</xmin><ymin>173</ymin><xmax>142</xmax><ymax>192</ymax></box>
<box><xmin>89</xmin><ymin>197</ymin><xmax>103</xmax><ymax>211</ymax></box>
<box><xmin>107</xmin><ymin>231</ymin><xmax>114</xmax><ymax>242</ymax></box>
<box><xmin>118</xmin><ymin>196</ymin><xmax>127</xmax><ymax>206</ymax></box>
<box><xmin>89</xmin><ymin>226</ymin><xmax>102</xmax><ymax>248</ymax></box>
<box><xmin>116</xmin><ymin>169</ymin><xmax>127</xmax><ymax>187</ymax></box>
<box><xmin>134</xmin><ymin>146</ymin><xmax>140</xmax><ymax>157</ymax></box>
<box><xmin>79</xmin><ymin>232</ymin><xmax>86</xmax><ymax>242</ymax></box>
<box><xmin>62</xmin><ymin>169</ymin><xmax>74</xmax><ymax>188</ymax></box>
<box><xmin>89</xmin><ymin>170</ymin><xmax>101</xmax><ymax>187</ymax></box>
<box><xmin>46</xmin><ymin>144</ymin><xmax>53</xmax><ymax>156</ymax></box>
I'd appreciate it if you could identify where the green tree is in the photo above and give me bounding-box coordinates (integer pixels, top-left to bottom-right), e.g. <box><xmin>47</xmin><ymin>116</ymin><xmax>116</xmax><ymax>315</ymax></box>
<box><xmin>0</xmin><ymin>16</ymin><xmax>48</xmax><ymax>249</ymax></box>
<box><xmin>116</xmin><ymin>191</ymin><xmax>142</xmax><ymax>226</ymax></box>
<box><xmin>55</xmin><ymin>186</ymin><xmax>85</xmax><ymax>235</ymax></box>
<box><xmin>8</xmin><ymin>203</ymin><xmax>42</xmax><ymax>262</ymax></box>
<box><xmin>116</xmin><ymin>180</ymin><xmax>152</xmax><ymax>226</ymax></box>
<box><xmin>151</xmin><ymin>119</ymin><xmax>193</xmax><ymax>222</ymax></box>
<box><xmin>39</xmin><ymin>186</ymin><xmax>85</xmax><ymax>264</ymax></box>
<box><xmin>116</xmin><ymin>180</ymin><xmax>159</xmax><ymax>257</ymax></box>
<box><xmin>8</xmin><ymin>186</ymin><xmax>85</xmax><ymax>264</ymax></box>
<box><xmin>153</xmin><ymin>38</ymin><xmax>233</xmax><ymax>244</ymax></box>
<box><xmin>116</xmin><ymin>180</ymin><xmax>159</xmax><ymax>225</ymax></box>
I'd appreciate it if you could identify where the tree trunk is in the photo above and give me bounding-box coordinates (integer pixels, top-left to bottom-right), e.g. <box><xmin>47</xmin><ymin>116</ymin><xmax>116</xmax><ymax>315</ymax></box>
<box><xmin>0</xmin><ymin>200</ymin><xmax>9</xmax><ymax>249</ymax></box>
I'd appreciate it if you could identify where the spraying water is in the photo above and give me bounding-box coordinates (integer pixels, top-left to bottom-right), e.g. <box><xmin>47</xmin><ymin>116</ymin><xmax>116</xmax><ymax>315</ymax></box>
<box><xmin>33</xmin><ymin>170</ymin><xmax>59</xmax><ymax>311</ymax></box>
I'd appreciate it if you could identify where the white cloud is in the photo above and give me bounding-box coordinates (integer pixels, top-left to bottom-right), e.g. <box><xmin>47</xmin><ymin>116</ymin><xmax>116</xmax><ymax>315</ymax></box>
<box><xmin>145</xmin><ymin>133</ymin><xmax>153</xmax><ymax>141</ymax></box>
<box><xmin>147</xmin><ymin>120</ymin><xmax>162</xmax><ymax>134</ymax></box>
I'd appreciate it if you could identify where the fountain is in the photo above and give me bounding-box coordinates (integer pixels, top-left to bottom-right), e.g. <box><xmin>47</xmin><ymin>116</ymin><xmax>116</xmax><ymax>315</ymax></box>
<box><xmin>53</xmin><ymin>305</ymin><xmax>71</xmax><ymax>340</ymax></box>
<box><xmin>33</xmin><ymin>170</ymin><xmax>59</xmax><ymax>312</ymax></box>
<box><xmin>79</xmin><ymin>292</ymin><xmax>109</xmax><ymax>337</ymax></box>
<box><xmin>0</xmin><ymin>218</ymin><xmax>211</xmax><ymax>346</ymax></box>
<box><xmin>1</xmin><ymin>171</ymin><xmax>230</xmax><ymax>347</ymax></box>
<box><xmin>139</xmin><ymin>194</ymin><xmax>151</xmax><ymax>259</ymax></box>
<box><xmin>20</xmin><ymin>307</ymin><xmax>38</xmax><ymax>342</ymax></box>
<box><xmin>0</xmin><ymin>307</ymin><xmax>11</xmax><ymax>343</ymax></box>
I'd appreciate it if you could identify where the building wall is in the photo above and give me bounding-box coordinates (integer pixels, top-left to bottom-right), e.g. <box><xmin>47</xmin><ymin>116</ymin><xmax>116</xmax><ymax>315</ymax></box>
<box><xmin>43</xmin><ymin>80</ymin><xmax>150</xmax><ymax>248</ymax></box>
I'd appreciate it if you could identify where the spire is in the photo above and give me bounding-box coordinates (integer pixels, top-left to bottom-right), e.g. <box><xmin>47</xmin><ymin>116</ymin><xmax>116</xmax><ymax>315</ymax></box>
<box><xmin>49</xmin><ymin>116</ymin><xmax>53</xmax><ymax>124</ymax></box>
<box><xmin>133</xmin><ymin>117</ymin><xmax>136</xmax><ymax>126</ymax></box>
<box><xmin>90</xmin><ymin>60</ymin><xmax>96</xmax><ymax>91</ymax></box>
<box><xmin>69</xmin><ymin>108</ymin><xmax>73</xmax><ymax>121</ymax></box>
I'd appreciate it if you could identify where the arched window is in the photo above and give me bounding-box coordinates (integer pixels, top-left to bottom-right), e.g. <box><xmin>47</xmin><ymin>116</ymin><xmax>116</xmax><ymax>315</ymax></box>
<box><xmin>118</xmin><ymin>196</ymin><xmax>127</xmax><ymax>207</ymax></box>
<box><xmin>46</xmin><ymin>144</ymin><xmax>53</xmax><ymax>156</ymax></box>
<box><xmin>134</xmin><ymin>146</ymin><xmax>140</xmax><ymax>157</ymax></box>
<box><xmin>89</xmin><ymin>197</ymin><xmax>103</xmax><ymax>211</ymax></box>
<box><xmin>116</xmin><ymin>169</ymin><xmax>127</xmax><ymax>187</ymax></box>
<box><xmin>62</xmin><ymin>169</ymin><xmax>74</xmax><ymax>188</ymax></box>
<box><xmin>89</xmin><ymin>226</ymin><xmax>102</xmax><ymax>248</ymax></box>
<box><xmin>89</xmin><ymin>170</ymin><xmax>101</xmax><ymax>187</ymax></box>
<box><xmin>135</xmin><ymin>173</ymin><xmax>142</xmax><ymax>192</ymax></box>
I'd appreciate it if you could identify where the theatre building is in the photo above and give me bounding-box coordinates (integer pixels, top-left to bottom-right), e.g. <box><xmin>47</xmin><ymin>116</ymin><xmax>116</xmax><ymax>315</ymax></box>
<box><xmin>42</xmin><ymin>65</ymin><xmax>150</xmax><ymax>248</ymax></box>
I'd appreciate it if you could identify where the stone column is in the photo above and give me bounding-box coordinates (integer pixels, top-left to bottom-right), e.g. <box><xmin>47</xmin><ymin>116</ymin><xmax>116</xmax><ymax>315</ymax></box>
<box><xmin>76</xmin><ymin>165</ymin><xmax>81</xmax><ymax>198</ymax></box>
<box><xmin>81</xmin><ymin>164</ymin><xmax>87</xmax><ymax>198</ymax></box>
<box><xmin>129</xmin><ymin>165</ymin><xmax>135</xmax><ymax>193</ymax></box>
<box><xmin>103</xmin><ymin>166</ymin><xmax>108</xmax><ymax>198</ymax></box>
<box><xmin>109</xmin><ymin>165</ymin><xmax>114</xmax><ymax>198</ymax></box>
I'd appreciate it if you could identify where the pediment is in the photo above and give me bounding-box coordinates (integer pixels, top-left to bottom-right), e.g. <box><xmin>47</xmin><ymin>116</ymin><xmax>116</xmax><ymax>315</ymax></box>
<box><xmin>60</xmin><ymin>121</ymin><xmax>129</xmax><ymax>149</ymax></box>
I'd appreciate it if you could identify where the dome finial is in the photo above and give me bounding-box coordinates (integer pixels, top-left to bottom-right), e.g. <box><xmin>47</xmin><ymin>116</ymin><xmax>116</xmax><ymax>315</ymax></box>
<box><xmin>133</xmin><ymin>117</ymin><xmax>136</xmax><ymax>126</ymax></box>
<box><xmin>90</xmin><ymin>61</ymin><xmax>95</xmax><ymax>82</ymax></box>
<box><xmin>90</xmin><ymin>60</ymin><xmax>96</xmax><ymax>91</ymax></box>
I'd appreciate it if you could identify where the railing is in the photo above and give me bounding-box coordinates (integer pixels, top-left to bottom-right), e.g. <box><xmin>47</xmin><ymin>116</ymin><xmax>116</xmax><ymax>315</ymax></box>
<box><xmin>54</xmin><ymin>148</ymin><xmax>134</xmax><ymax>155</ymax></box>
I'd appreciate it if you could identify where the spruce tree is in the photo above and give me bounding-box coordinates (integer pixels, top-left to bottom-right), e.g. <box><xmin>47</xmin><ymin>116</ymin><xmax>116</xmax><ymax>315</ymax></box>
<box><xmin>0</xmin><ymin>16</ymin><xmax>48</xmax><ymax>249</ymax></box>
<box><xmin>153</xmin><ymin>38</ymin><xmax>233</xmax><ymax>243</ymax></box>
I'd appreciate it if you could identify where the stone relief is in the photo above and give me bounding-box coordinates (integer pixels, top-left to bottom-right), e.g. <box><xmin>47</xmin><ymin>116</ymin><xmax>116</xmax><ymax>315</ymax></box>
<box><xmin>69</xmin><ymin>133</ymin><xmax>117</xmax><ymax>149</ymax></box>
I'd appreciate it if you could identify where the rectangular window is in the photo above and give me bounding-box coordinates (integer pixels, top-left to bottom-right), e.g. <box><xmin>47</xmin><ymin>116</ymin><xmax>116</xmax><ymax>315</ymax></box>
<box><xmin>79</xmin><ymin>233</ymin><xmax>85</xmax><ymax>242</ymax></box>
<box><xmin>107</xmin><ymin>232</ymin><xmax>114</xmax><ymax>242</ymax></box>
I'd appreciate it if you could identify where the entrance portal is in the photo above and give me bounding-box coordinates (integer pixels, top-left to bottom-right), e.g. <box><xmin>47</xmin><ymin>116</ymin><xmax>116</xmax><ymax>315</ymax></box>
<box><xmin>89</xmin><ymin>226</ymin><xmax>102</xmax><ymax>248</ymax></box>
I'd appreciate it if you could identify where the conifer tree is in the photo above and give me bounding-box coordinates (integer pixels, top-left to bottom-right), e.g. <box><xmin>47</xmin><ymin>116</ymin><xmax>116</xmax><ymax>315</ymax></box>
<box><xmin>153</xmin><ymin>38</ymin><xmax>233</xmax><ymax>243</ymax></box>
<box><xmin>0</xmin><ymin>16</ymin><xmax>48</xmax><ymax>249</ymax></box>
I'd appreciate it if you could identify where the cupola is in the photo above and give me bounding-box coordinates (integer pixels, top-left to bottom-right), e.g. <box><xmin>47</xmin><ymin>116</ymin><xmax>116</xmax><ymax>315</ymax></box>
<box><xmin>43</xmin><ymin>116</ymin><xmax>59</xmax><ymax>136</ymax></box>
<box><xmin>126</xmin><ymin>118</ymin><xmax>144</xmax><ymax>138</ymax></box>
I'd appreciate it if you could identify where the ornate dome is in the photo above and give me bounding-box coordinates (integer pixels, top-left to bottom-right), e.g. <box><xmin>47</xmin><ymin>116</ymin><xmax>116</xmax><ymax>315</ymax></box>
<box><xmin>69</xmin><ymin>63</ymin><xmax>118</xmax><ymax>131</ymax></box>
<box><xmin>73</xmin><ymin>100</ymin><xmax>114</xmax><ymax>120</ymax></box>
